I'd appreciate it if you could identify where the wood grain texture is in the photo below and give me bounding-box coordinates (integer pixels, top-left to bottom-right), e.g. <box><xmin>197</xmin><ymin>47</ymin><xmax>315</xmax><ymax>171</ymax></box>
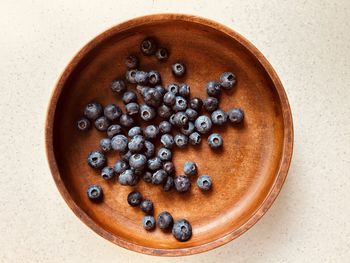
<box><xmin>45</xmin><ymin>14</ymin><xmax>293</xmax><ymax>256</ymax></box>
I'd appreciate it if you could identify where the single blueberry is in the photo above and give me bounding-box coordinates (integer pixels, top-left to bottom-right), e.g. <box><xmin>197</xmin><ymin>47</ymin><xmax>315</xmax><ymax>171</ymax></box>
<box><xmin>77</xmin><ymin>117</ymin><xmax>91</xmax><ymax>131</ymax></box>
<box><xmin>207</xmin><ymin>133</ymin><xmax>223</xmax><ymax>149</ymax></box>
<box><xmin>163</xmin><ymin>161</ymin><xmax>175</xmax><ymax>175</ymax></box>
<box><xmin>158</xmin><ymin>104</ymin><xmax>173</xmax><ymax>119</ymax></box>
<box><xmin>140</xmin><ymin>37</ymin><xmax>157</xmax><ymax>55</ymax></box>
<box><xmin>118</xmin><ymin>169</ymin><xmax>136</xmax><ymax>186</ymax></box>
<box><xmin>147</xmin><ymin>157</ymin><xmax>162</xmax><ymax>171</ymax></box>
<box><xmin>151</xmin><ymin>169</ymin><xmax>168</xmax><ymax>185</ymax></box>
<box><xmin>84</xmin><ymin>102</ymin><xmax>103</xmax><ymax>120</ymax></box>
<box><xmin>139</xmin><ymin>104</ymin><xmax>156</xmax><ymax>121</ymax></box>
<box><xmin>111</xmin><ymin>80</ymin><xmax>126</xmax><ymax>94</ymax></box>
<box><xmin>157</xmin><ymin>211</ymin><xmax>174</xmax><ymax>230</ymax></box>
<box><xmin>163</xmin><ymin>91</ymin><xmax>176</xmax><ymax>106</ymax></box>
<box><xmin>143</xmin><ymin>88</ymin><xmax>163</xmax><ymax>107</ymax></box>
<box><xmin>94</xmin><ymin>116</ymin><xmax>110</xmax><ymax>131</ymax></box>
<box><xmin>129</xmin><ymin>154</ymin><xmax>147</xmax><ymax>169</ymax></box>
<box><xmin>174</xmin><ymin>133</ymin><xmax>188</xmax><ymax>148</ymax></box>
<box><xmin>148</xmin><ymin>70</ymin><xmax>161</xmax><ymax>86</ymax></box>
<box><xmin>111</xmin><ymin>134</ymin><xmax>128</xmax><ymax>152</ymax></box>
<box><xmin>158</xmin><ymin>147</ymin><xmax>172</xmax><ymax>161</ymax></box>
<box><xmin>185</xmin><ymin>108</ymin><xmax>198</xmax><ymax>122</ymax></box>
<box><xmin>100</xmin><ymin>138</ymin><xmax>112</xmax><ymax>152</ymax></box>
<box><xmin>144</xmin><ymin>140</ymin><xmax>155</xmax><ymax>158</ymax></box>
<box><xmin>87</xmin><ymin>151</ymin><xmax>106</xmax><ymax>169</ymax></box>
<box><xmin>127</xmin><ymin>191</ymin><xmax>142</xmax><ymax>206</ymax></box>
<box><xmin>189</xmin><ymin>132</ymin><xmax>202</xmax><ymax>146</ymax></box>
<box><xmin>155</xmin><ymin>47</ymin><xmax>169</xmax><ymax>61</ymax></box>
<box><xmin>125</xmin><ymin>102</ymin><xmax>140</xmax><ymax>116</ymax></box>
<box><xmin>113</xmin><ymin>160</ymin><xmax>129</xmax><ymax>174</ymax></box>
<box><xmin>197</xmin><ymin>175</ymin><xmax>212</xmax><ymax>191</ymax></box>
<box><xmin>107</xmin><ymin>124</ymin><xmax>122</xmax><ymax>138</ymax></box>
<box><xmin>220</xmin><ymin>72</ymin><xmax>236</xmax><ymax>90</ymax></box>
<box><xmin>172</xmin><ymin>62</ymin><xmax>186</xmax><ymax>77</ymax></box>
<box><xmin>172</xmin><ymin>219</ymin><xmax>192</xmax><ymax>241</ymax></box>
<box><xmin>160</xmin><ymin>134</ymin><xmax>175</xmax><ymax>149</ymax></box>
<box><xmin>227</xmin><ymin>108</ymin><xmax>244</xmax><ymax>124</ymax></box>
<box><xmin>128</xmin><ymin>126</ymin><xmax>142</xmax><ymax>137</ymax></box>
<box><xmin>163</xmin><ymin>176</ymin><xmax>174</xmax><ymax>192</ymax></box>
<box><xmin>211</xmin><ymin>109</ymin><xmax>228</xmax><ymax>126</ymax></box>
<box><xmin>159</xmin><ymin>121</ymin><xmax>172</xmax><ymax>134</ymax></box>
<box><xmin>173</xmin><ymin>96</ymin><xmax>187</xmax><ymax>112</ymax></box>
<box><xmin>142</xmin><ymin>171</ymin><xmax>152</xmax><ymax>183</ymax></box>
<box><xmin>101</xmin><ymin>166</ymin><xmax>115</xmax><ymax>180</ymax></box>
<box><xmin>128</xmin><ymin>135</ymin><xmax>145</xmax><ymax>153</ymax></box>
<box><xmin>183</xmin><ymin>161</ymin><xmax>197</xmax><ymax>176</ymax></box>
<box><xmin>140</xmin><ymin>199</ymin><xmax>153</xmax><ymax>214</ymax></box>
<box><xmin>142</xmin><ymin>215</ymin><xmax>156</xmax><ymax>230</ymax></box>
<box><xmin>174</xmin><ymin>175</ymin><xmax>191</xmax><ymax>192</ymax></box>
<box><xmin>181</xmin><ymin>122</ymin><xmax>195</xmax><ymax>136</ymax></box>
<box><xmin>125</xmin><ymin>55</ymin><xmax>138</xmax><ymax>69</ymax></box>
<box><xmin>178</xmin><ymin>83</ymin><xmax>190</xmax><ymax>98</ymax></box>
<box><xmin>206</xmin><ymin>81</ymin><xmax>221</xmax><ymax>97</ymax></box>
<box><xmin>119</xmin><ymin>114</ymin><xmax>135</xmax><ymax>127</ymax></box>
<box><xmin>86</xmin><ymin>185</ymin><xmax>103</xmax><ymax>202</ymax></box>
<box><xmin>190</xmin><ymin>97</ymin><xmax>203</xmax><ymax>112</ymax></box>
<box><xmin>135</xmin><ymin>70</ymin><xmax>149</xmax><ymax>85</ymax></box>
<box><xmin>125</xmin><ymin>69</ymin><xmax>137</xmax><ymax>84</ymax></box>
<box><xmin>203</xmin><ymin>97</ymin><xmax>219</xmax><ymax>112</ymax></box>
<box><xmin>194</xmin><ymin>115</ymin><xmax>212</xmax><ymax>134</ymax></box>
<box><xmin>174</xmin><ymin>111</ymin><xmax>189</xmax><ymax>127</ymax></box>
<box><xmin>143</xmin><ymin>125</ymin><xmax>159</xmax><ymax>140</ymax></box>
<box><xmin>166</xmin><ymin>83</ymin><xmax>179</xmax><ymax>95</ymax></box>
<box><xmin>104</xmin><ymin>104</ymin><xmax>122</xmax><ymax>121</ymax></box>
<box><xmin>122</xmin><ymin>90</ymin><xmax>137</xmax><ymax>104</ymax></box>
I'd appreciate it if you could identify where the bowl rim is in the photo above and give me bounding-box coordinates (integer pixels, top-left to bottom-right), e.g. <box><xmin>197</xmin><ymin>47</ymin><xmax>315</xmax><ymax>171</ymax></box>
<box><xmin>45</xmin><ymin>13</ymin><xmax>294</xmax><ymax>257</ymax></box>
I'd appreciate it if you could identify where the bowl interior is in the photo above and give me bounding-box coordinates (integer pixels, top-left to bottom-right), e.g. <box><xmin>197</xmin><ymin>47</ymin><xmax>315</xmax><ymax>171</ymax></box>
<box><xmin>51</xmin><ymin>17</ymin><xmax>286</xmax><ymax>253</ymax></box>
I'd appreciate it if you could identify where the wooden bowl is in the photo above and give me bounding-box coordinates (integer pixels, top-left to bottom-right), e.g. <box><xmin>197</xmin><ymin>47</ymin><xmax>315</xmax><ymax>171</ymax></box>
<box><xmin>45</xmin><ymin>14</ymin><xmax>293</xmax><ymax>256</ymax></box>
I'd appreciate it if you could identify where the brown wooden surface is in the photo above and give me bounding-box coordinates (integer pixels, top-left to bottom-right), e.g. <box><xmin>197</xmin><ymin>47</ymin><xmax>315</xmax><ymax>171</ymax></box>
<box><xmin>45</xmin><ymin>14</ymin><xmax>293</xmax><ymax>256</ymax></box>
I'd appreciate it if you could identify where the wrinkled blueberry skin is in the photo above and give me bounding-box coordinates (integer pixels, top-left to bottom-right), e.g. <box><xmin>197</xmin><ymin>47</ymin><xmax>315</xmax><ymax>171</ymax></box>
<box><xmin>172</xmin><ymin>219</ymin><xmax>192</xmax><ymax>241</ymax></box>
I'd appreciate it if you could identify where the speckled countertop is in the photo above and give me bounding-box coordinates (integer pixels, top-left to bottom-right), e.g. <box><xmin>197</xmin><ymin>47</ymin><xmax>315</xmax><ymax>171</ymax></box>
<box><xmin>1</xmin><ymin>0</ymin><xmax>349</xmax><ymax>262</ymax></box>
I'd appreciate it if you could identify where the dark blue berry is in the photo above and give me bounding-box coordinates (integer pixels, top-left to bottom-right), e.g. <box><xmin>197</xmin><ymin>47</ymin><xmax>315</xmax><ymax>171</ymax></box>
<box><xmin>111</xmin><ymin>80</ymin><xmax>126</xmax><ymax>94</ymax></box>
<box><xmin>101</xmin><ymin>166</ymin><xmax>115</xmax><ymax>180</ymax></box>
<box><xmin>140</xmin><ymin>37</ymin><xmax>157</xmax><ymax>55</ymax></box>
<box><xmin>139</xmin><ymin>104</ymin><xmax>156</xmax><ymax>121</ymax></box>
<box><xmin>158</xmin><ymin>147</ymin><xmax>172</xmax><ymax>161</ymax></box>
<box><xmin>194</xmin><ymin>115</ymin><xmax>212</xmax><ymax>134</ymax></box>
<box><xmin>104</xmin><ymin>104</ymin><xmax>122</xmax><ymax>121</ymax></box>
<box><xmin>84</xmin><ymin>102</ymin><xmax>102</xmax><ymax>120</ymax></box>
<box><xmin>211</xmin><ymin>109</ymin><xmax>228</xmax><ymax>125</ymax></box>
<box><xmin>185</xmin><ymin>108</ymin><xmax>198</xmax><ymax>121</ymax></box>
<box><xmin>143</xmin><ymin>125</ymin><xmax>159</xmax><ymax>140</ymax></box>
<box><xmin>179</xmin><ymin>83</ymin><xmax>190</xmax><ymax>97</ymax></box>
<box><xmin>174</xmin><ymin>175</ymin><xmax>191</xmax><ymax>192</ymax></box>
<box><xmin>181</xmin><ymin>122</ymin><xmax>195</xmax><ymax>136</ymax></box>
<box><xmin>173</xmin><ymin>96</ymin><xmax>187</xmax><ymax>112</ymax></box>
<box><xmin>172</xmin><ymin>219</ymin><xmax>192</xmax><ymax>241</ymax></box>
<box><xmin>107</xmin><ymin>124</ymin><xmax>122</xmax><ymax>138</ymax></box>
<box><xmin>227</xmin><ymin>108</ymin><xmax>244</xmax><ymax>124</ymax></box>
<box><xmin>163</xmin><ymin>91</ymin><xmax>176</xmax><ymax>106</ymax></box>
<box><xmin>86</xmin><ymin>185</ymin><xmax>103</xmax><ymax>202</ymax></box>
<box><xmin>122</xmin><ymin>90</ymin><xmax>137</xmax><ymax>104</ymax></box>
<box><xmin>203</xmin><ymin>97</ymin><xmax>219</xmax><ymax>112</ymax></box>
<box><xmin>118</xmin><ymin>169</ymin><xmax>135</xmax><ymax>186</ymax></box>
<box><xmin>148</xmin><ymin>70</ymin><xmax>161</xmax><ymax>86</ymax></box>
<box><xmin>125</xmin><ymin>55</ymin><xmax>138</xmax><ymax>69</ymax></box>
<box><xmin>190</xmin><ymin>97</ymin><xmax>203</xmax><ymax>111</ymax></box>
<box><xmin>126</xmin><ymin>69</ymin><xmax>137</xmax><ymax>84</ymax></box>
<box><xmin>129</xmin><ymin>154</ymin><xmax>147</xmax><ymax>169</ymax></box>
<box><xmin>111</xmin><ymin>134</ymin><xmax>128</xmax><ymax>152</ymax></box>
<box><xmin>174</xmin><ymin>111</ymin><xmax>189</xmax><ymax>127</ymax></box>
<box><xmin>135</xmin><ymin>71</ymin><xmax>149</xmax><ymax>85</ymax></box>
<box><xmin>127</xmin><ymin>191</ymin><xmax>142</xmax><ymax>206</ymax></box>
<box><xmin>158</xmin><ymin>104</ymin><xmax>172</xmax><ymax>119</ymax></box>
<box><xmin>143</xmin><ymin>88</ymin><xmax>162</xmax><ymax>107</ymax></box>
<box><xmin>160</xmin><ymin>134</ymin><xmax>175</xmax><ymax>149</ymax></box>
<box><xmin>197</xmin><ymin>175</ymin><xmax>212</xmax><ymax>190</ymax></box>
<box><xmin>125</xmin><ymin>102</ymin><xmax>139</xmax><ymax>116</ymax></box>
<box><xmin>144</xmin><ymin>140</ymin><xmax>155</xmax><ymax>158</ymax></box>
<box><xmin>156</xmin><ymin>47</ymin><xmax>168</xmax><ymax>61</ymax></box>
<box><xmin>166</xmin><ymin>83</ymin><xmax>179</xmax><ymax>95</ymax></box>
<box><xmin>142</xmin><ymin>171</ymin><xmax>152</xmax><ymax>183</ymax></box>
<box><xmin>128</xmin><ymin>126</ymin><xmax>142</xmax><ymax>137</ymax></box>
<box><xmin>163</xmin><ymin>161</ymin><xmax>175</xmax><ymax>175</ymax></box>
<box><xmin>128</xmin><ymin>135</ymin><xmax>145</xmax><ymax>153</ymax></box>
<box><xmin>157</xmin><ymin>211</ymin><xmax>173</xmax><ymax>230</ymax></box>
<box><xmin>140</xmin><ymin>199</ymin><xmax>153</xmax><ymax>214</ymax></box>
<box><xmin>159</xmin><ymin>121</ymin><xmax>172</xmax><ymax>134</ymax></box>
<box><xmin>77</xmin><ymin>117</ymin><xmax>91</xmax><ymax>131</ymax></box>
<box><xmin>152</xmin><ymin>169</ymin><xmax>167</xmax><ymax>185</ymax></box>
<box><xmin>119</xmin><ymin>114</ymin><xmax>134</xmax><ymax>127</ymax></box>
<box><xmin>208</xmin><ymin>133</ymin><xmax>223</xmax><ymax>149</ymax></box>
<box><xmin>147</xmin><ymin>157</ymin><xmax>162</xmax><ymax>171</ymax></box>
<box><xmin>206</xmin><ymin>81</ymin><xmax>221</xmax><ymax>97</ymax></box>
<box><xmin>189</xmin><ymin>132</ymin><xmax>201</xmax><ymax>145</ymax></box>
<box><xmin>113</xmin><ymin>160</ymin><xmax>129</xmax><ymax>174</ymax></box>
<box><xmin>100</xmin><ymin>138</ymin><xmax>112</xmax><ymax>152</ymax></box>
<box><xmin>220</xmin><ymin>72</ymin><xmax>236</xmax><ymax>90</ymax></box>
<box><xmin>94</xmin><ymin>116</ymin><xmax>109</xmax><ymax>131</ymax></box>
<box><xmin>87</xmin><ymin>151</ymin><xmax>106</xmax><ymax>169</ymax></box>
<box><xmin>172</xmin><ymin>62</ymin><xmax>186</xmax><ymax>77</ymax></box>
<box><xmin>142</xmin><ymin>215</ymin><xmax>156</xmax><ymax>230</ymax></box>
<box><xmin>174</xmin><ymin>133</ymin><xmax>188</xmax><ymax>148</ymax></box>
<box><xmin>183</xmin><ymin>161</ymin><xmax>197</xmax><ymax>176</ymax></box>
<box><xmin>163</xmin><ymin>176</ymin><xmax>174</xmax><ymax>192</ymax></box>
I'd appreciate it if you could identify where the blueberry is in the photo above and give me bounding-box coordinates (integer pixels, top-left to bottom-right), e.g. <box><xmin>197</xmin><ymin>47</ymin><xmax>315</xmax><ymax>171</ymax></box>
<box><xmin>129</xmin><ymin>154</ymin><xmax>147</xmax><ymax>169</ymax></box>
<box><xmin>208</xmin><ymin>133</ymin><xmax>223</xmax><ymax>149</ymax></box>
<box><xmin>143</xmin><ymin>88</ymin><xmax>162</xmax><ymax>107</ymax></box>
<box><xmin>140</xmin><ymin>199</ymin><xmax>153</xmax><ymax>214</ymax></box>
<box><xmin>152</xmin><ymin>169</ymin><xmax>167</xmax><ymax>184</ymax></box>
<box><xmin>136</xmin><ymin>85</ymin><xmax>149</xmax><ymax>96</ymax></box>
<box><xmin>189</xmin><ymin>132</ymin><xmax>201</xmax><ymax>145</ymax></box>
<box><xmin>113</xmin><ymin>160</ymin><xmax>129</xmax><ymax>174</ymax></box>
<box><xmin>100</xmin><ymin>138</ymin><xmax>112</xmax><ymax>152</ymax></box>
<box><xmin>147</xmin><ymin>157</ymin><xmax>162</xmax><ymax>171</ymax></box>
<box><xmin>142</xmin><ymin>215</ymin><xmax>156</xmax><ymax>230</ymax></box>
<box><xmin>135</xmin><ymin>70</ymin><xmax>149</xmax><ymax>85</ymax></box>
<box><xmin>126</xmin><ymin>69</ymin><xmax>137</xmax><ymax>84</ymax></box>
<box><xmin>172</xmin><ymin>219</ymin><xmax>192</xmax><ymax>241</ymax></box>
<box><xmin>125</xmin><ymin>102</ymin><xmax>139</xmax><ymax>116</ymax></box>
<box><xmin>158</xmin><ymin>104</ymin><xmax>172</xmax><ymax>119</ymax></box>
<box><xmin>194</xmin><ymin>115</ymin><xmax>212</xmax><ymax>134</ymax></box>
<box><xmin>181</xmin><ymin>122</ymin><xmax>195</xmax><ymax>136</ymax></box>
<box><xmin>144</xmin><ymin>140</ymin><xmax>155</xmax><ymax>158</ymax></box>
<box><xmin>132</xmin><ymin>167</ymin><xmax>144</xmax><ymax>177</ymax></box>
<box><xmin>189</xmin><ymin>97</ymin><xmax>203</xmax><ymax>112</ymax></box>
<box><xmin>197</xmin><ymin>175</ymin><xmax>212</xmax><ymax>191</ymax></box>
<box><xmin>157</xmin><ymin>211</ymin><xmax>174</xmax><ymax>230</ymax></box>
<box><xmin>111</xmin><ymin>80</ymin><xmax>126</xmax><ymax>94</ymax></box>
<box><xmin>173</xmin><ymin>96</ymin><xmax>187</xmax><ymax>112</ymax></box>
<box><xmin>120</xmin><ymin>150</ymin><xmax>132</xmax><ymax>162</ymax></box>
<box><xmin>169</xmin><ymin>114</ymin><xmax>176</xmax><ymax>125</ymax></box>
<box><xmin>140</xmin><ymin>37</ymin><xmax>157</xmax><ymax>55</ymax></box>
<box><xmin>101</xmin><ymin>166</ymin><xmax>115</xmax><ymax>180</ymax></box>
<box><xmin>163</xmin><ymin>91</ymin><xmax>176</xmax><ymax>106</ymax></box>
<box><xmin>163</xmin><ymin>176</ymin><xmax>174</xmax><ymax>192</ymax></box>
<box><xmin>139</xmin><ymin>104</ymin><xmax>156</xmax><ymax>121</ymax></box>
<box><xmin>118</xmin><ymin>169</ymin><xmax>135</xmax><ymax>186</ymax></box>
<box><xmin>185</xmin><ymin>108</ymin><xmax>198</xmax><ymax>121</ymax></box>
<box><xmin>125</xmin><ymin>55</ymin><xmax>138</xmax><ymax>69</ymax></box>
<box><xmin>143</xmin><ymin>125</ymin><xmax>159</xmax><ymax>140</ymax></box>
<box><xmin>128</xmin><ymin>126</ymin><xmax>142</xmax><ymax>137</ymax></box>
<box><xmin>127</xmin><ymin>191</ymin><xmax>142</xmax><ymax>206</ymax></box>
<box><xmin>148</xmin><ymin>70</ymin><xmax>161</xmax><ymax>86</ymax></box>
<box><xmin>172</xmin><ymin>62</ymin><xmax>186</xmax><ymax>77</ymax></box>
<box><xmin>174</xmin><ymin>175</ymin><xmax>191</xmax><ymax>192</ymax></box>
<box><xmin>111</xmin><ymin>134</ymin><xmax>128</xmax><ymax>152</ymax></box>
<box><xmin>159</xmin><ymin>121</ymin><xmax>172</xmax><ymax>134</ymax></box>
<box><xmin>107</xmin><ymin>124</ymin><xmax>122</xmax><ymax>138</ymax></box>
<box><xmin>206</xmin><ymin>81</ymin><xmax>221</xmax><ymax>97</ymax></box>
<box><xmin>160</xmin><ymin>134</ymin><xmax>175</xmax><ymax>149</ymax></box>
<box><xmin>220</xmin><ymin>72</ymin><xmax>236</xmax><ymax>90</ymax></box>
<box><xmin>227</xmin><ymin>108</ymin><xmax>244</xmax><ymax>124</ymax></box>
<box><xmin>158</xmin><ymin>147</ymin><xmax>172</xmax><ymax>161</ymax></box>
<box><xmin>84</xmin><ymin>102</ymin><xmax>103</xmax><ymax>120</ymax></box>
<box><xmin>156</xmin><ymin>47</ymin><xmax>169</xmax><ymax>61</ymax></box>
<box><xmin>163</xmin><ymin>161</ymin><xmax>175</xmax><ymax>175</ymax></box>
<box><xmin>183</xmin><ymin>161</ymin><xmax>197</xmax><ymax>176</ymax></box>
<box><xmin>104</xmin><ymin>104</ymin><xmax>122</xmax><ymax>121</ymax></box>
<box><xmin>174</xmin><ymin>133</ymin><xmax>188</xmax><ymax>148</ymax></box>
<box><xmin>211</xmin><ymin>109</ymin><xmax>228</xmax><ymax>126</ymax></box>
<box><xmin>203</xmin><ymin>97</ymin><xmax>219</xmax><ymax>112</ymax></box>
<box><xmin>86</xmin><ymin>185</ymin><xmax>103</xmax><ymax>202</ymax></box>
<box><xmin>179</xmin><ymin>83</ymin><xmax>190</xmax><ymax>97</ymax></box>
<box><xmin>142</xmin><ymin>171</ymin><xmax>152</xmax><ymax>183</ymax></box>
<box><xmin>128</xmin><ymin>135</ymin><xmax>145</xmax><ymax>153</ymax></box>
<box><xmin>94</xmin><ymin>116</ymin><xmax>109</xmax><ymax>131</ymax></box>
<box><xmin>122</xmin><ymin>90</ymin><xmax>137</xmax><ymax>104</ymax></box>
<box><xmin>77</xmin><ymin>117</ymin><xmax>91</xmax><ymax>131</ymax></box>
<box><xmin>174</xmin><ymin>111</ymin><xmax>189</xmax><ymax>127</ymax></box>
<box><xmin>87</xmin><ymin>151</ymin><xmax>106</xmax><ymax>169</ymax></box>
<box><xmin>119</xmin><ymin>114</ymin><xmax>134</xmax><ymax>127</ymax></box>
<box><xmin>155</xmin><ymin>85</ymin><xmax>166</xmax><ymax>95</ymax></box>
<box><xmin>166</xmin><ymin>83</ymin><xmax>179</xmax><ymax>95</ymax></box>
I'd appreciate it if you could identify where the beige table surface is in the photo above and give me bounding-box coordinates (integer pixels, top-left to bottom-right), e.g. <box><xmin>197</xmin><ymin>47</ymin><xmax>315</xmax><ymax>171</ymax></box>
<box><xmin>1</xmin><ymin>0</ymin><xmax>350</xmax><ymax>262</ymax></box>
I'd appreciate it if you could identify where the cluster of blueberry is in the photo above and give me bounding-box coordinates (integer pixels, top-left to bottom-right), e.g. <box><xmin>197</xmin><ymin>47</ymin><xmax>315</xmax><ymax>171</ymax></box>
<box><xmin>80</xmin><ymin>37</ymin><xmax>244</xmax><ymax>241</ymax></box>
